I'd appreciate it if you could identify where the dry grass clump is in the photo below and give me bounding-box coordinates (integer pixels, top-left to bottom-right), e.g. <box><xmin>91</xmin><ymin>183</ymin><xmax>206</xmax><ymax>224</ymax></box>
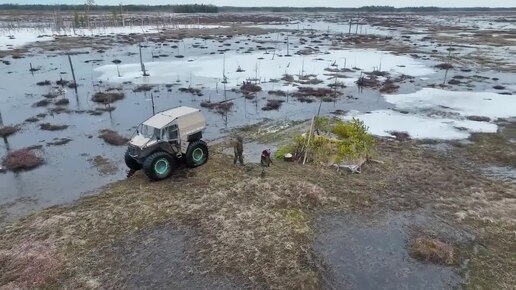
<box><xmin>0</xmin><ymin>239</ymin><xmax>63</xmax><ymax>289</ymax></box>
<box><xmin>0</xmin><ymin>126</ymin><xmax>18</xmax><ymax>137</ymax></box>
<box><xmin>132</xmin><ymin>84</ymin><xmax>154</xmax><ymax>92</ymax></box>
<box><xmin>33</xmin><ymin>99</ymin><xmax>51</xmax><ymax>107</ymax></box>
<box><xmin>98</xmin><ymin>129</ymin><xmax>129</xmax><ymax>146</ymax></box>
<box><xmin>200</xmin><ymin>101</ymin><xmax>234</xmax><ymax>114</ymax></box>
<box><xmin>2</xmin><ymin>149</ymin><xmax>44</xmax><ymax>171</ymax></box>
<box><xmin>178</xmin><ymin>87</ymin><xmax>203</xmax><ymax>96</ymax></box>
<box><xmin>36</xmin><ymin>80</ymin><xmax>51</xmax><ymax>86</ymax></box>
<box><xmin>380</xmin><ymin>80</ymin><xmax>401</xmax><ymax>93</ymax></box>
<box><xmin>92</xmin><ymin>92</ymin><xmax>125</xmax><ymax>104</ymax></box>
<box><xmin>268</xmin><ymin>90</ymin><xmax>287</xmax><ymax>97</ymax></box>
<box><xmin>240</xmin><ymin>83</ymin><xmax>262</xmax><ymax>93</ymax></box>
<box><xmin>40</xmin><ymin>123</ymin><xmax>68</xmax><ymax>131</ymax></box>
<box><xmin>389</xmin><ymin>131</ymin><xmax>411</xmax><ymax>141</ymax></box>
<box><xmin>187</xmin><ymin>178</ymin><xmax>327</xmax><ymax>289</ymax></box>
<box><xmin>435</xmin><ymin>63</ymin><xmax>454</xmax><ymax>70</ymax></box>
<box><xmin>293</xmin><ymin>87</ymin><xmax>337</xmax><ymax>98</ymax></box>
<box><xmin>262</xmin><ymin>99</ymin><xmax>284</xmax><ymax>111</ymax></box>
<box><xmin>54</xmin><ymin>98</ymin><xmax>70</xmax><ymax>106</ymax></box>
<box><xmin>409</xmin><ymin>237</ymin><xmax>456</xmax><ymax>265</ymax></box>
<box><xmin>356</xmin><ymin>75</ymin><xmax>381</xmax><ymax>87</ymax></box>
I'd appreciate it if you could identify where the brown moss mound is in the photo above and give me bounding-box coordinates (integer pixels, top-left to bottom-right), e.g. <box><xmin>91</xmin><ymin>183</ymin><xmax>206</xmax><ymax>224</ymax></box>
<box><xmin>240</xmin><ymin>83</ymin><xmax>262</xmax><ymax>93</ymax></box>
<box><xmin>40</xmin><ymin>123</ymin><xmax>68</xmax><ymax>131</ymax></box>
<box><xmin>92</xmin><ymin>92</ymin><xmax>125</xmax><ymax>104</ymax></box>
<box><xmin>99</xmin><ymin>129</ymin><xmax>129</xmax><ymax>146</ymax></box>
<box><xmin>262</xmin><ymin>99</ymin><xmax>284</xmax><ymax>111</ymax></box>
<box><xmin>409</xmin><ymin>237</ymin><xmax>456</xmax><ymax>265</ymax></box>
<box><xmin>0</xmin><ymin>126</ymin><xmax>18</xmax><ymax>137</ymax></box>
<box><xmin>435</xmin><ymin>63</ymin><xmax>454</xmax><ymax>70</ymax></box>
<box><xmin>2</xmin><ymin>149</ymin><xmax>44</xmax><ymax>171</ymax></box>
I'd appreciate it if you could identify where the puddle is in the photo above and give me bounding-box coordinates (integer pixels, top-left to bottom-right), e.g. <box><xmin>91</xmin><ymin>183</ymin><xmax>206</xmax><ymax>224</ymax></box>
<box><xmin>481</xmin><ymin>166</ymin><xmax>516</xmax><ymax>183</ymax></box>
<box><xmin>314</xmin><ymin>211</ymin><xmax>471</xmax><ymax>290</ymax></box>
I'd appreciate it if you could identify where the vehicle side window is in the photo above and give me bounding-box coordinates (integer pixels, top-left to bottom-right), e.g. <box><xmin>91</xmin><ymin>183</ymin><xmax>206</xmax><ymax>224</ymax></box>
<box><xmin>168</xmin><ymin>125</ymin><xmax>178</xmax><ymax>140</ymax></box>
<box><xmin>153</xmin><ymin>128</ymin><xmax>161</xmax><ymax>139</ymax></box>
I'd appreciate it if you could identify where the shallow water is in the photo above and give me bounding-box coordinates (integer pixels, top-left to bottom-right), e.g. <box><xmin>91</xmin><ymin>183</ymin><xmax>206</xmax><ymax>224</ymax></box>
<box><xmin>1</xmin><ymin>32</ymin><xmax>414</xmax><ymax>220</ymax></box>
<box><xmin>314</xmin><ymin>211</ymin><xmax>471</xmax><ymax>290</ymax></box>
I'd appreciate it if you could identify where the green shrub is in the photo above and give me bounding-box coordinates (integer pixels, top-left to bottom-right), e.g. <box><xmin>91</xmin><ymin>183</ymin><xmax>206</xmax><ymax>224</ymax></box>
<box><xmin>278</xmin><ymin>118</ymin><xmax>375</xmax><ymax>164</ymax></box>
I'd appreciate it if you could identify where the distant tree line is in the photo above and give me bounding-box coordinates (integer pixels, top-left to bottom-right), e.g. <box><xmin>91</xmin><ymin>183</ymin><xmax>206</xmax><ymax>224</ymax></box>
<box><xmin>0</xmin><ymin>4</ymin><xmax>514</xmax><ymax>13</ymax></box>
<box><xmin>173</xmin><ymin>4</ymin><xmax>218</xmax><ymax>13</ymax></box>
<box><xmin>221</xmin><ymin>6</ymin><xmax>516</xmax><ymax>12</ymax></box>
<box><xmin>0</xmin><ymin>4</ymin><xmax>218</xmax><ymax>13</ymax></box>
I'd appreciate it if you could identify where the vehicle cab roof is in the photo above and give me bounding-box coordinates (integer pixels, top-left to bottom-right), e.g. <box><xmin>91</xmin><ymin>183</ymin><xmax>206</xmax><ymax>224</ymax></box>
<box><xmin>143</xmin><ymin>106</ymin><xmax>201</xmax><ymax>129</ymax></box>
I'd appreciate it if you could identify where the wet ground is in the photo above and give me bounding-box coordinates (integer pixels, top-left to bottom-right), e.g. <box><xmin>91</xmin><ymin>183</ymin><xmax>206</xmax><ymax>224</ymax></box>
<box><xmin>314</xmin><ymin>210</ymin><xmax>474</xmax><ymax>290</ymax></box>
<box><xmin>98</xmin><ymin>225</ymin><xmax>246</xmax><ymax>290</ymax></box>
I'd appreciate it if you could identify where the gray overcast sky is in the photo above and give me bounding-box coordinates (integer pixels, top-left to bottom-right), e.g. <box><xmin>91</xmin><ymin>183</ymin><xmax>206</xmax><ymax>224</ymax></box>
<box><xmin>4</xmin><ymin>0</ymin><xmax>516</xmax><ymax>7</ymax></box>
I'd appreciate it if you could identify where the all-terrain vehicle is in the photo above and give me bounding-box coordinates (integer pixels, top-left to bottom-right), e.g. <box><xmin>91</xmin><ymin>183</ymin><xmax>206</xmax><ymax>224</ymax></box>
<box><xmin>125</xmin><ymin>106</ymin><xmax>209</xmax><ymax>181</ymax></box>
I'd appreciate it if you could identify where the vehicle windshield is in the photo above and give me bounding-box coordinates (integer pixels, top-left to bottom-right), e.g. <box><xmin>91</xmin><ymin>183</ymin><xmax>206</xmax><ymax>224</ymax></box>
<box><xmin>138</xmin><ymin>124</ymin><xmax>160</xmax><ymax>139</ymax></box>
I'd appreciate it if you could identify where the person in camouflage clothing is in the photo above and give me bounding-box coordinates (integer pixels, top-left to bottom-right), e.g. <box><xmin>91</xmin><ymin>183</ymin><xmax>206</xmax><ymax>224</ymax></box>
<box><xmin>233</xmin><ymin>136</ymin><xmax>244</xmax><ymax>165</ymax></box>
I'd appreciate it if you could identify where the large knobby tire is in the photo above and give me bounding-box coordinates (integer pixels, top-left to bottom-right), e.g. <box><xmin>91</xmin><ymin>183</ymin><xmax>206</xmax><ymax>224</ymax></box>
<box><xmin>125</xmin><ymin>150</ymin><xmax>142</xmax><ymax>170</ymax></box>
<box><xmin>185</xmin><ymin>140</ymin><xmax>209</xmax><ymax>168</ymax></box>
<box><xmin>143</xmin><ymin>151</ymin><xmax>176</xmax><ymax>181</ymax></box>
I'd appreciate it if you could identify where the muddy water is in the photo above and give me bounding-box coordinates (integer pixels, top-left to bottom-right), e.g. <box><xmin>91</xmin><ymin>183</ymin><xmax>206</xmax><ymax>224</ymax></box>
<box><xmin>314</xmin><ymin>211</ymin><xmax>473</xmax><ymax>290</ymax></box>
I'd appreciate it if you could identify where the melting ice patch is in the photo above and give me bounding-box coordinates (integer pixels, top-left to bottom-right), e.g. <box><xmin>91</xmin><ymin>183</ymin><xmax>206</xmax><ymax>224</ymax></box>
<box><xmin>0</xmin><ymin>25</ymin><xmax>225</xmax><ymax>50</ymax></box>
<box><xmin>344</xmin><ymin>110</ymin><xmax>498</xmax><ymax>140</ymax></box>
<box><xmin>384</xmin><ymin>88</ymin><xmax>516</xmax><ymax>119</ymax></box>
<box><xmin>95</xmin><ymin>48</ymin><xmax>435</xmax><ymax>88</ymax></box>
<box><xmin>346</xmin><ymin>88</ymin><xmax>516</xmax><ymax>140</ymax></box>
<box><xmin>0</xmin><ymin>31</ymin><xmax>54</xmax><ymax>50</ymax></box>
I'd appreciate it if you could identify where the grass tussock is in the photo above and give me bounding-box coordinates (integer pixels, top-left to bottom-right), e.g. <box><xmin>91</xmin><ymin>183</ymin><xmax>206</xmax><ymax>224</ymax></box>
<box><xmin>54</xmin><ymin>98</ymin><xmax>70</xmax><ymax>106</ymax></box>
<box><xmin>40</xmin><ymin>123</ymin><xmax>68</xmax><ymax>131</ymax></box>
<box><xmin>33</xmin><ymin>99</ymin><xmax>51</xmax><ymax>107</ymax></box>
<box><xmin>435</xmin><ymin>63</ymin><xmax>454</xmax><ymax>70</ymax></box>
<box><xmin>92</xmin><ymin>92</ymin><xmax>125</xmax><ymax>104</ymax></box>
<box><xmin>409</xmin><ymin>237</ymin><xmax>456</xmax><ymax>265</ymax></box>
<box><xmin>133</xmin><ymin>84</ymin><xmax>154</xmax><ymax>92</ymax></box>
<box><xmin>262</xmin><ymin>99</ymin><xmax>284</xmax><ymax>111</ymax></box>
<box><xmin>388</xmin><ymin>131</ymin><xmax>411</xmax><ymax>141</ymax></box>
<box><xmin>0</xmin><ymin>239</ymin><xmax>63</xmax><ymax>289</ymax></box>
<box><xmin>240</xmin><ymin>83</ymin><xmax>262</xmax><ymax>93</ymax></box>
<box><xmin>293</xmin><ymin>87</ymin><xmax>339</xmax><ymax>98</ymax></box>
<box><xmin>200</xmin><ymin>101</ymin><xmax>234</xmax><ymax>114</ymax></box>
<box><xmin>98</xmin><ymin>129</ymin><xmax>129</xmax><ymax>146</ymax></box>
<box><xmin>0</xmin><ymin>126</ymin><xmax>18</xmax><ymax>138</ymax></box>
<box><xmin>2</xmin><ymin>149</ymin><xmax>44</xmax><ymax>171</ymax></box>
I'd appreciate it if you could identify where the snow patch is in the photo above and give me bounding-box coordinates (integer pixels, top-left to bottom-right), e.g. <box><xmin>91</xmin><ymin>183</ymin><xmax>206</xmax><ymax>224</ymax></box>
<box><xmin>95</xmin><ymin>48</ymin><xmax>435</xmax><ymax>88</ymax></box>
<box><xmin>344</xmin><ymin>110</ymin><xmax>498</xmax><ymax>140</ymax></box>
<box><xmin>384</xmin><ymin>88</ymin><xmax>516</xmax><ymax>119</ymax></box>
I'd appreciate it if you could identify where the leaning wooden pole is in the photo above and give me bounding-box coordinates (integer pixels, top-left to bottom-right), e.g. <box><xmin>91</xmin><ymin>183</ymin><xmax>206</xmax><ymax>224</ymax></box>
<box><xmin>139</xmin><ymin>44</ymin><xmax>148</xmax><ymax>76</ymax></box>
<box><xmin>67</xmin><ymin>54</ymin><xmax>78</xmax><ymax>94</ymax></box>
<box><xmin>303</xmin><ymin>116</ymin><xmax>315</xmax><ymax>165</ymax></box>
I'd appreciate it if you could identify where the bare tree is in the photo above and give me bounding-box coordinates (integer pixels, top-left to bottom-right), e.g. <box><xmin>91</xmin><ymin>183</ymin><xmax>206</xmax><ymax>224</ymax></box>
<box><xmin>85</xmin><ymin>0</ymin><xmax>95</xmax><ymax>28</ymax></box>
